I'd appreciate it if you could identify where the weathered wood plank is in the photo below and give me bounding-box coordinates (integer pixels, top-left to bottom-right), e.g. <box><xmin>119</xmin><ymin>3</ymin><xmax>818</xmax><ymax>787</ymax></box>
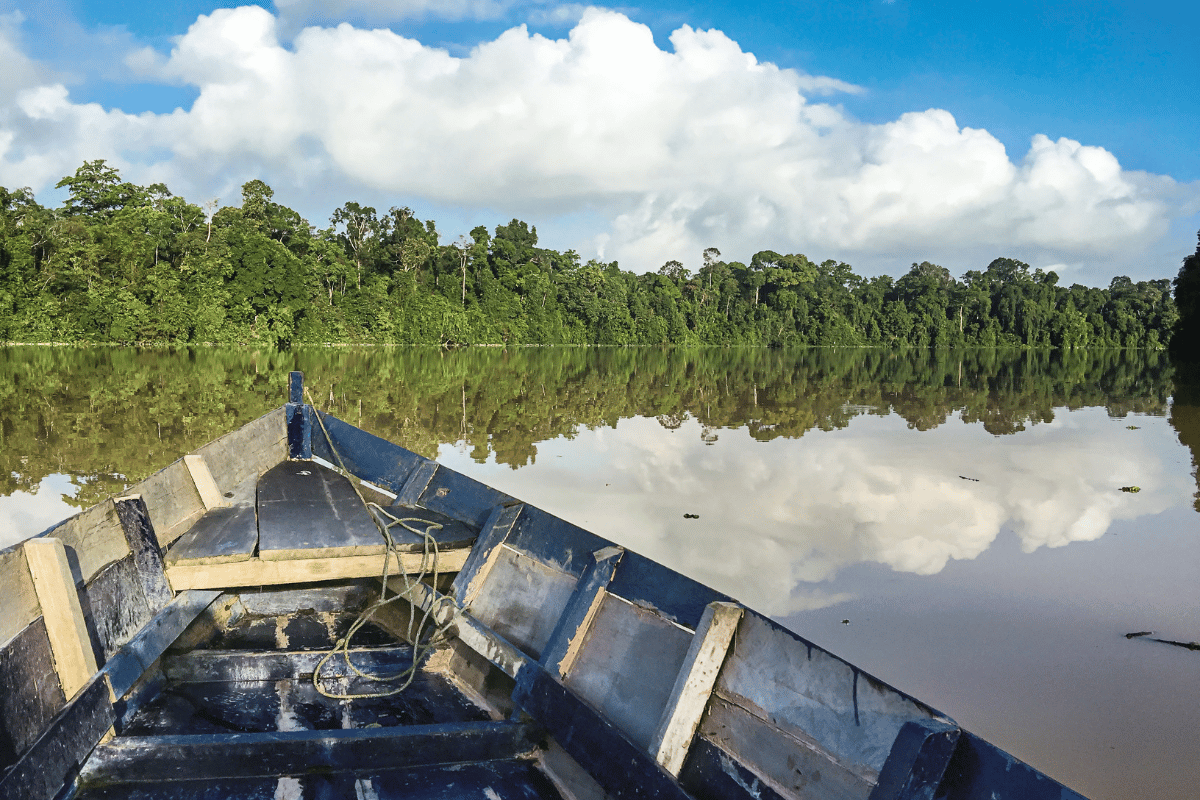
<box><xmin>151</xmin><ymin>594</ymin><xmax>243</xmax><ymax>656</ymax></box>
<box><xmin>540</xmin><ymin>546</ymin><xmax>623</xmax><ymax>678</ymax></box>
<box><xmin>608</xmin><ymin>550</ymin><xmax>729</xmax><ymax>631</ymax></box>
<box><xmin>77</xmin><ymin>760</ymin><xmax>578</xmax><ymax>800</ymax></box>
<box><xmin>286</xmin><ymin>402</ymin><xmax>312</xmax><ymax>459</ymax></box>
<box><xmin>113</xmin><ymin>495</ymin><xmax>173</xmax><ymax>610</ymax></box>
<box><xmin>79</xmin><ymin>721</ymin><xmax>541</xmax><ymax>784</ymax></box>
<box><xmin>82</xmin><ymin>556</ymin><xmax>152</xmax><ymax>661</ymax></box>
<box><xmin>132</xmin><ymin>459</ymin><xmax>207</xmax><ymax>552</ymax></box>
<box><xmin>651</xmin><ymin>601</ymin><xmax>743</xmax><ymax>775</ymax></box>
<box><xmin>513</xmin><ymin>665</ymin><xmax>694</xmax><ymax>800</ymax></box>
<box><xmin>164</xmin><ymin>471</ymin><xmax>259</xmax><ymax>567</ymax></box>
<box><xmin>0</xmin><ymin>618</ymin><xmax>67</xmax><ymax>771</ymax></box>
<box><xmin>308</xmin><ymin>411</ymin><xmax>425</xmax><ymax>495</ymax></box>
<box><xmin>0</xmin><ymin>673</ymin><xmax>114</xmax><ymax>800</ymax></box>
<box><xmin>678</xmin><ymin>738</ymin><xmax>791</xmax><ymax>800</ymax></box>
<box><xmin>716</xmin><ymin>612</ymin><xmax>942</xmax><ymax>781</ymax></box>
<box><xmin>934</xmin><ymin>732</ymin><xmax>1088</xmax><ymax>800</ymax></box>
<box><xmin>699</xmin><ymin>695</ymin><xmax>872</xmax><ymax>800</ymax></box>
<box><xmin>445</xmin><ymin>639</ymin><xmax>518</xmax><ymax>720</ymax></box>
<box><xmin>0</xmin><ymin>544</ymin><xmax>44</xmax><ymax>650</ymax></box>
<box><xmin>415</xmin><ymin>466</ymin><xmax>515</xmax><ymax>530</ymax></box>
<box><xmin>398</xmin><ymin>580</ymin><xmax>533</xmax><ymax>681</ymax></box>
<box><xmin>165</xmin><ymin>504</ymin><xmax>260</xmax><ymax>566</ymax></box>
<box><xmin>195</xmin><ymin>406</ymin><xmax>287</xmax><ymax>503</ymax></box>
<box><xmin>23</xmin><ymin>538</ymin><xmax>99</xmax><ymax>699</ymax></box>
<box><xmin>451</xmin><ymin>503</ymin><xmax>524</xmax><ymax>605</ymax></box>
<box><xmin>183</xmin><ymin>454</ymin><xmax>224</xmax><ymax>510</ymax></box>
<box><xmin>869</xmin><ymin>719</ymin><xmax>961</xmax><ymax>800</ymax></box>
<box><xmin>235</xmin><ymin>584</ymin><xmax>374</xmax><ymax>616</ymax></box>
<box><xmin>288</xmin><ymin>370</ymin><xmax>311</xmax><ymax>459</ymax></box>
<box><xmin>40</xmin><ymin>498</ymin><xmax>130</xmax><ymax>587</ymax></box>
<box><xmin>397</xmin><ymin>459</ymin><xmax>439</xmax><ymax>506</ymax></box>
<box><xmin>539</xmin><ymin>738</ymin><xmax>611</xmax><ymax>800</ymax></box>
<box><xmin>257</xmin><ymin>461</ymin><xmax>384</xmax><ymax>560</ymax></box>
<box><xmin>163</xmin><ymin>646</ymin><xmax>417</xmax><ymax>683</ymax></box>
<box><xmin>503</xmin><ymin>504</ymin><xmax>608</xmax><ymax>576</ymax></box>
<box><xmin>561</xmin><ymin>593</ymin><xmax>694</xmax><ymax>753</ymax></box>
<box><xmin>165</xmin><ymin>548</ymin><xmax>471</xmax><ymax>590</ymax></box>
<box><xmin>305</xmin><ymin>410</ymin><xmax>511</xmax><ymax>528</ymax></box>
<box><xmin>465</xmin><ymin>545</ymin><xmax>578</xmax><ymax>660</ymax></box>
<box><xmin>112</xmin><ymin>669</ymin><xmax>166</xmax><ymax>732</ymax></box>
<box><xmin>133</xmin><ymin>404</ymin><xmax>286</xmax><ymax>562</ymax></box>
<box><xmin>100</xmin><ymin>590</ymin><xmax>223</xmax><ymax>701</ymax></box>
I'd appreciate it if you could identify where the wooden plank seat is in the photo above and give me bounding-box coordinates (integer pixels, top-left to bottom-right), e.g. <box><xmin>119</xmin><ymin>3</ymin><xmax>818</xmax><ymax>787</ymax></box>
<box><xmin>267</xmin><ymin>460</ymin><xmax>478</xmax><ymax>553</ymax></box>
<box><xmin>258</xmin><ymin>461</ymin><xmax>382</xmax><ymax>560</ymax></box>
<box><xmin>165</xmin><ymin>471</ymin><xmax>258</xmax><ymax>567</ymax></box>
<box><xmin>163</xmin><ymin>461</ymin><xmax>479</xmax><ymax>591</ymax></box>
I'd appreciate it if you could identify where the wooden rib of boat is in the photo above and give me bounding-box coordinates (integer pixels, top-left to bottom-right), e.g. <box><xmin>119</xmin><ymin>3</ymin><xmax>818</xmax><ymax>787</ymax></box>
<box><xmin>0</xmin><ymin>372</ymin><xmax>1088</xmax><ymax>800</ymax></box>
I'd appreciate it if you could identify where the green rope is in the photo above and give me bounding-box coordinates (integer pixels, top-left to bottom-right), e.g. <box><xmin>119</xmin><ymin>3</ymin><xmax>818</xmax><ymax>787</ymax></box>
<box><xmin>303</xmin><ymin>387</ymin><xmax>457</xmax><ymax>700</ymax></box>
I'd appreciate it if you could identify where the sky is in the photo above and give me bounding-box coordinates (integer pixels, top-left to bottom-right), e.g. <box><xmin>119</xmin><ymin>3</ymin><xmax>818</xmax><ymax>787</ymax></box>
<box><xmin>0</xmin><ymin>0</ymin><xmax>1196</xmax><ymax>284</ymax></box>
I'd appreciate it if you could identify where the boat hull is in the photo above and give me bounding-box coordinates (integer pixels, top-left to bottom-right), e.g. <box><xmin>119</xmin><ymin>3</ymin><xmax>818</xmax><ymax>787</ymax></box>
<box><xmin>0</xmin><ymin>374</ymin><xmax>1088</xmax><ymax>800</ymax></box>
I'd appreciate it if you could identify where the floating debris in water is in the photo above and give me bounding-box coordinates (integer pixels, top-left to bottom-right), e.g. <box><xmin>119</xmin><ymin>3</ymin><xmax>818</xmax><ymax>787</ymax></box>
<box><xmin>1127</xmin><ymin>632</ymin><xmax>1200</xmax><ymax>651</ymax></box>
<box><xmin>1126</xmin><ymin>425</ymin><xmax>1140</xmax><ymax>430</ymax></box>
<box><xmin>841</xmin><ymin>619</ymin><xmax>850</xmax><ymax>625</ymax></box>
<box><xmin>683</xmin><ymin>513</ymin><xmax>700</xmax><ymax>519</ymax></box>
<box><xmin>959</xmin><ymin>475</ymin><xmax>980</xmax><ymax>482</ymax></box>
<box><xmin>1120</xmin><ymin>486</ymin><xmax>1141</xmax><ymax>493</ymax></box>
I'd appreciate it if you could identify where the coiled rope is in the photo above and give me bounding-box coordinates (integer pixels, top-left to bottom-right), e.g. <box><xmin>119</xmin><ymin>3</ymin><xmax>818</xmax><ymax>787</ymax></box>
<box><xmin>303</xmin><ymin>387</ymin><xmax>457</xmax><ymax>700</ymax></box>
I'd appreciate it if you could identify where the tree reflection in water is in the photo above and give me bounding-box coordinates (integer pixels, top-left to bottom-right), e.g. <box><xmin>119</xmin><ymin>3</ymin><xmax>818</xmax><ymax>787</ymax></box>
<box><xmin>0</xmin><ymin>345</ymin><xmax>1175</xmax><ymax>511</ymax></box>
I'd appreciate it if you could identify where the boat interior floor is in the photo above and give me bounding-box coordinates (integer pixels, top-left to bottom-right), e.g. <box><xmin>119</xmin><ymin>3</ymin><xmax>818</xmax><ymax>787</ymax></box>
<box><xmin>75</xmin><ymin>761</ymin><xmax>565</xmax><ymax>800</ymax></box>
<box><xmin>69</xmin><ymin>581</ymin><xmax>565</xmax><ymax>800</ymax></box>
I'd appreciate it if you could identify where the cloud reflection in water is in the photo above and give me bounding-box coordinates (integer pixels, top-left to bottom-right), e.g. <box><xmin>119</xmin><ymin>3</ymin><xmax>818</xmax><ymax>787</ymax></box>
<box><xmin>0</xmin><ymin>474</ymin><xmax>81</xmax><ymax>549</ymax></box>
<box><xmin>440</xmin><ymin>406</ymin><xmax>1190</xmax><ymax>616</ymax></box>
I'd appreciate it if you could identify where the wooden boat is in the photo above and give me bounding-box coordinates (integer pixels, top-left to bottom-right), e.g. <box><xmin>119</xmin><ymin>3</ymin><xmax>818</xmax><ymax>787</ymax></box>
<box><xmin>0</xmin><ymin>372</ymin><xmax>1088</xmax><ymax>800</ymax></box>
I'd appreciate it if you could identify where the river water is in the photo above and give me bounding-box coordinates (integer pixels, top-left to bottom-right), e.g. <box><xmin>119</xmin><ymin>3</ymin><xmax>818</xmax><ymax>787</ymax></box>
<box><xmin>1</xmin><ymin>346</ymin><xmax>1196</xmax><ymax>800</ymax></box>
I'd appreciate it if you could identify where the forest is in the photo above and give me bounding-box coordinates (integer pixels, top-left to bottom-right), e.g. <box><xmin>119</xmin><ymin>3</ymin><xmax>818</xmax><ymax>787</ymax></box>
<box><xmin>0</xmin><ymin>160</ymin><xmax>1181</xmax><ymax>348</ymax></box>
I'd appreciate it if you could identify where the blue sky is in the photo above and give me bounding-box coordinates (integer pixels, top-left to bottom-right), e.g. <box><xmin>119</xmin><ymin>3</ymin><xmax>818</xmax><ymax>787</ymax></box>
<box><xmin>1</xmin><ymin>0</ymin><xmax>1196</xmax><ymax>283</ymax></box>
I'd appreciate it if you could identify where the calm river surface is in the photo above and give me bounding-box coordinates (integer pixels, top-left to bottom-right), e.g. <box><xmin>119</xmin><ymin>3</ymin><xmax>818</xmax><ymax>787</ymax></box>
<box><xmin>1</xmin><ymin>346</ymin><xmax>1197</xmax><ymax>800</ymax></box>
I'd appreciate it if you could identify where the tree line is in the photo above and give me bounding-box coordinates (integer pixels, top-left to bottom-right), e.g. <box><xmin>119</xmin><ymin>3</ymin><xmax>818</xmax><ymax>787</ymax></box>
<box><xmin>0</xmin><ymin>161</ymin><xmax>1179</xmax><ymax>348</ymax></box>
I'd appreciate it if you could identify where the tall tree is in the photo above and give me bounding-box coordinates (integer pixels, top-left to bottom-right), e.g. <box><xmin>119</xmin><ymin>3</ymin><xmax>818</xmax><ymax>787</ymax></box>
<box><xmin>329</xmin><ymin>201</ymin><xmax>378</xmax><ymax>289</ymax></box>
<box><xmin>1171</xmin><ymin>231</ymin><xmax>1200</xmax><ymax>357</ymax></box>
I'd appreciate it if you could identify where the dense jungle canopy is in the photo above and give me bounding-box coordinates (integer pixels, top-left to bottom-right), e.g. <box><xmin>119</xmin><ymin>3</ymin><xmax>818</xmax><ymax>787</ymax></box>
<box><xmin>0</xmin><ymin>161</ymin><xmax>1182</xmax><ymax>348</ymax></box>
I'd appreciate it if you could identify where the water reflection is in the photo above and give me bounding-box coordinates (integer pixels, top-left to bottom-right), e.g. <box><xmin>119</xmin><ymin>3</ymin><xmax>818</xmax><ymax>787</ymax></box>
<box><xmin>438</xmin><ymin>408</ymin><xmax>1190</xmax><ymax>616</ymax></box>
<box><xmin>0</xmin><ymin>474</ymin><xmax>80</xmax><ymax>545</ymax></box>
<box><xmin>1</xmin><ymin>345</ymin><xmax>1197</xmax><ymax>800</ymax></box>
<box><xmin>0</xmin><ymin>345</ymin><xmax>1183</xmax><ymax>545</ymax></box>
<box><xmin>1167</xmin><ymin>360</ymin><xmax>1200</xmax><ymax>512</ymax></box>
<box><xmin>0</xmin><ymin>345</ymin><xmax>1175</xmax><ymax>506</ymax></box>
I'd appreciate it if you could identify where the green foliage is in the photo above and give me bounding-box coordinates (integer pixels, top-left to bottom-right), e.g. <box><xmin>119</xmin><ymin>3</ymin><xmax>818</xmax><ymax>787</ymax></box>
<box><xmin>0</xmin><ymin>163</ymin><xmax>1181</xmax><ymax>348</ymax></box>
<box><xmin>1170</xmin><ymin>231</ymin><xmax>1200</xmax><ymax>359</ymax></box>
<box><xmin>0</xmin><ymin>346</ymin><xmax>1174</xmax><ymax>510</ymax></box>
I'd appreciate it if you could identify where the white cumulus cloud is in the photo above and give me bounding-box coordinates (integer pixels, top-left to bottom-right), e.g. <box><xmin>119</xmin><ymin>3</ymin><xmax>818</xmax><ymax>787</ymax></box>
<box><xmin>0</xmin><ymin>5</ymin><xmax>1194</xmax><ymax>280</ymax></box>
